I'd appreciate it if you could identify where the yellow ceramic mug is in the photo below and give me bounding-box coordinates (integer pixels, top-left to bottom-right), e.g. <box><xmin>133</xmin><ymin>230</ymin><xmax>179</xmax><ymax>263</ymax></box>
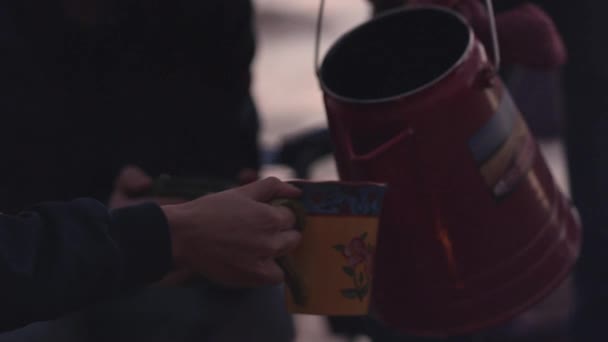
<box><xmin>277</xmin><ymin>181</ymin><xmax>387</xmax><ymax>316</ymax></box>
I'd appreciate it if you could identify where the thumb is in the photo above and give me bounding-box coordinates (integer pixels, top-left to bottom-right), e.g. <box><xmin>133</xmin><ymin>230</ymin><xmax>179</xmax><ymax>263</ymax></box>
<box><xmin>238</xmin><ymin>168</ymin><xmax>260</xmax><ymax>185</ymax></box>
<box><xmin>237</xmin><ymin>177</ymin><xmax>301</xmax><ymax>203</ymax></box>
<box><xmin>115</xmin><ymin>165</ymin><xmax>153</xmax><ymax>194</ymax></box>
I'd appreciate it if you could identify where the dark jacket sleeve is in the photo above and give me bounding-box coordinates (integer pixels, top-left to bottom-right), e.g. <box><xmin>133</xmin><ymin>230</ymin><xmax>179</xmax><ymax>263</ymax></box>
<box><xmin>0</xmin><ymin>198</ymin><xmax>173</xmax><ymax>332</ymax></box>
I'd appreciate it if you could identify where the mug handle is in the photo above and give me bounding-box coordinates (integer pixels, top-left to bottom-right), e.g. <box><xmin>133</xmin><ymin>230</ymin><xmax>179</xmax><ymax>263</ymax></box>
<box><xmin>271</xmin><ymin>199</ymin><xmax>308</xmax><ymax>306</ymax></box>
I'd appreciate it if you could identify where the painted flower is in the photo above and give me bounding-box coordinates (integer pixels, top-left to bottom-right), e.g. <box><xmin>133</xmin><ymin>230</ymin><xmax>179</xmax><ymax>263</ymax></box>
<box><xmin>343</xmin><ymin>237</ymin><xmax>369</xmax><ymax>267</ymax></box>
<box><xmin>335</xmin><ymin>232</ymin><xmax>374</xmax><ymax>301</ymax></box>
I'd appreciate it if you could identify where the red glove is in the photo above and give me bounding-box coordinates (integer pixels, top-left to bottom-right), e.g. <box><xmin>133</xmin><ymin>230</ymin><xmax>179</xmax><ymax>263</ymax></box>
<box><xmin>409</xmin><ymin>0</ymin><xmax>567</xmax><ymax>70</ymax></box>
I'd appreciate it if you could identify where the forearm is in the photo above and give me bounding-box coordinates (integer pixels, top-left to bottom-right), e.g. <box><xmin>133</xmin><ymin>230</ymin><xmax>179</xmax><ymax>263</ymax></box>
<box><xmin>0</xmin><ymin>199</ymin><xmax>172</xmax><ymax>332</ymax></box>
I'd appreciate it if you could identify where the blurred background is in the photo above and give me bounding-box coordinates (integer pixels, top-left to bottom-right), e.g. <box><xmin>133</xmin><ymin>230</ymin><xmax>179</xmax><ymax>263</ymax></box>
<box><xmin>254</xmin><ymin>0</ymin><xmax>364</xmax><ymax>183</ymax></box>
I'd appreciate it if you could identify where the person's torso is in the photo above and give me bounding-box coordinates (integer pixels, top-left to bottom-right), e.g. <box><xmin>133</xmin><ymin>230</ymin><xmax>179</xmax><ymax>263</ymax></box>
<box><xmin>0</xmin><ymin>0</ymin><xmax>258</xmax><ymax>212</ymax></box>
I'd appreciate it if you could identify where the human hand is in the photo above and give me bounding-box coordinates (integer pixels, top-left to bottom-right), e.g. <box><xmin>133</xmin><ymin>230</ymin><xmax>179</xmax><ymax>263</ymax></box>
<box><xmin>161</xmin><ymin>177</ymin><xmax>302</xmax><ymax>288</ymax></box>
<box><xmin>108</xmin><ymin>165</ymin><xmax>185</xmax><ymax>209</ymax></box>
<box><xmin>154</xmin><ymin>169</ymin><xmax>262</xmax><ymax>288</ymax></box>
<box><xmin>238</xmin><ymin>168</ymin><xmax>259</xmax><ymax>185</ymax></box>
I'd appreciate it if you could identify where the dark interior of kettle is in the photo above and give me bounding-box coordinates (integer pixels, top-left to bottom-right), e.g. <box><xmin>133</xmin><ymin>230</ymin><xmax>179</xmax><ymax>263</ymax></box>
<box><xmin>321</xmin><ymin>9</ymin><xmax>470</xmax><ymax>100</ymax></box>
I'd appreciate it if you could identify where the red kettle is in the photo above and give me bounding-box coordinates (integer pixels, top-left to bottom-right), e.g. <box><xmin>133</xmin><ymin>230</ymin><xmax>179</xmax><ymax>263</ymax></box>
<box><xmin>316</xmin><ymin>2</ymin><xmax>581</xmax><ymax>337</ymax></box>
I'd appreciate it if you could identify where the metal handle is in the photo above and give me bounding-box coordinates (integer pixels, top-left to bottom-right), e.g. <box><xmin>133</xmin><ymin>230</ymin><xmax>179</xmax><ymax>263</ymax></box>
<box><xmin>484</xmin><ymin>0</ymin><xmax>501</xmax><ymax>72</ymax></box>
<box><xmin>314</xmin><ymin>0</ymin><xmax>501</xmax><ymax>76</ymax></box>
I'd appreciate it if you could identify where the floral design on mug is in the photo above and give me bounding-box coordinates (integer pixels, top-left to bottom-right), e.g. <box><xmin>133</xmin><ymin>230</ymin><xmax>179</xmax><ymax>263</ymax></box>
<box><xmin>333</xmin><ymin>232</ymin><xmax>374</xmax><ymax>301</ymax></box>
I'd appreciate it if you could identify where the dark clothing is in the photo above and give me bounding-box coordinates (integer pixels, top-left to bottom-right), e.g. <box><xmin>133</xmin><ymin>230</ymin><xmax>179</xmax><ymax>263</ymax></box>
<box><xmin>0</xmin><ymin>0</ymin><xmax>259</xmax><ymax>213</ymax></box>
<box><xmin>0</xmin><ymin>284</ymin><xmax>294</xmax><ymax>342</ymax></box>
<box><xmin>0</xmin><ymin>199</ymin><xmax>172</xmax><ymax>332</ymax></box>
